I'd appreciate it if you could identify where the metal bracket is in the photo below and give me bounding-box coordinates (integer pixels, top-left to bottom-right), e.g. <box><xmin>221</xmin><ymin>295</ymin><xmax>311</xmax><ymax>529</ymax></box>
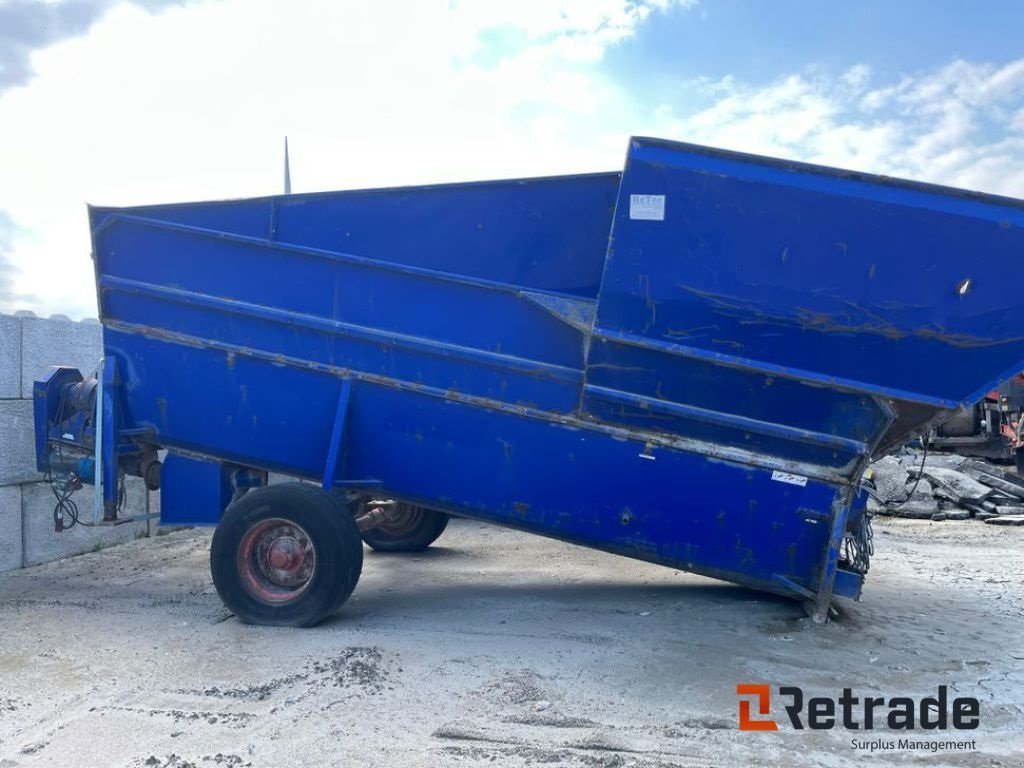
<box><xmin>100</xmin><ymin>357</ymin><xmax>120</xmax><ymax>522</ymax></box>
<box><xmin>92</xmin><ymin>513</ymin><xmax>161</xmax><ymax>527</ymax></box>
<box><xmin>92</xmin><ymin>357</ymin><xmax>105</xmax><ymax>524</ymax></box>
<box><xmin>810</xmin><ymin>495</ymin><xmax>853</xmax><ymax>623</ymax></box>
<box><xmin>322</xmin><ymin>378</ymin><xmax>353</xmax><ymax>490</ymax></box>
<box><xmin>771</xmin><ymin>573</ymin><xmax>816</xmax><ymax>601</ymax></box>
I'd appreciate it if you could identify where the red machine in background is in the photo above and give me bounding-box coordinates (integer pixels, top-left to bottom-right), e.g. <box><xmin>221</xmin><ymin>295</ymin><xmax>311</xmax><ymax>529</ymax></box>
<box><xmin>930</xmin><ymin>373</ymin><xmax>1024</xmax><ymax>470</ymax></box>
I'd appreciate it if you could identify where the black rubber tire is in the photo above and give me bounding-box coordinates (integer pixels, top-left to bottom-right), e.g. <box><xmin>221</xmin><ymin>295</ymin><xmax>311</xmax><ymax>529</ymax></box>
<box><xmin>360</xmin><ymin>503</ymin><xmax>449</xmax><ymax>552</ymax></box>
<box><xmin>210</xmin><ymin>482</ymin><xmax>363</xmax><ymax>627</ymax></box>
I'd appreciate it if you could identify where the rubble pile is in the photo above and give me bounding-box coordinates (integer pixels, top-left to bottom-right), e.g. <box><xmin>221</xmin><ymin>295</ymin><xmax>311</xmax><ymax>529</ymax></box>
<box><xmin>866</xmin><ymin>452</ymin><xmax>1024</xmax><ymax>525</ymax></box>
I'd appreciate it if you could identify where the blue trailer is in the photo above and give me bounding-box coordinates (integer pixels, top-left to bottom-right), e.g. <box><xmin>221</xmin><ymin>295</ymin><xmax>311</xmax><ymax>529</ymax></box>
<box><xmin>33</xmin><ymin>137</ymin><xmax>1024</xmax><ymax>626</ymax></box>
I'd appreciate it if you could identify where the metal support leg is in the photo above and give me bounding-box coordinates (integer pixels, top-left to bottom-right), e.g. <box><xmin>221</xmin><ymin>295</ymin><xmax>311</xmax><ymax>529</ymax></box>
<box><xmin>100</xmin><ymin>357</ymin><xmax>120</xmax><ymax>522</ymax></box>
<box><xmin>92</xmin><ymin>358</ymin><xmax>105</xmax><ymax>524</ymax></box>
<box><xmin>322</xmin><ymin>379</ymin><xmax>353</xmax><ymax>490</ymax></box>
<box><xmin>811</xmin><ymin>496</ymin><xmax>852</xmax><ymax>623</ymax></box>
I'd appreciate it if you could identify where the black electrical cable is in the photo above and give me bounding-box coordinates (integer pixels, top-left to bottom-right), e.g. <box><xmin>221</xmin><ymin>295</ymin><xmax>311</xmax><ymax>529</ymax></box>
<box><xmin>51</xmin><ymin>478</ymin><xmax>80</xmax><ymax>529</ymax></box>
<box><xmin>903</xmin><ymin>437</ymin><xmax>930</xmax><ymax>501</ymax></box>
<box><xmin>842</xmin><ymin>512</ymin><xmax>873</xmax><ymax>574</ymax></box>
<box><xmin>47</xmin><ymin>382</ymin><xmax>99</xmax><ymax>528</ymax></box>
<box><xmin>117</xmin><ymin>468</ymin><xmax>127</xmax><ymax>514</ymax></box>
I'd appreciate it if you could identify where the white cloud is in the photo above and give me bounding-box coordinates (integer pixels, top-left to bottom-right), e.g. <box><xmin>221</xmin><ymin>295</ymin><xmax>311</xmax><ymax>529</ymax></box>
<box><xmin>1010</xmin><ymin>107</ymin><xmax>1024</xmax><ymax>133</ymax></box>
<box><xmin>661</xmin><ymin>59</ymin><xmax>1024</xmax><ymax>195</ymax></box>
<box><xmin>0</xmin><ymin>0</ymin><xmax>190</xmax><ymax>94</ymax></box>
<box><xmin>1</xmin><ymin>2</ymin><xmax>1023</xmax><ymax>319</ymax></box>
<box><xmin>0</xmin><ymin>0</ymin><xmax>690</xmax><ymax>317</ymax></box>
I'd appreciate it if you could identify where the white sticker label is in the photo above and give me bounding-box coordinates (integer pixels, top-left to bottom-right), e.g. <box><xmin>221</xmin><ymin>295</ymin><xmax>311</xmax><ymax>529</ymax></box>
<box><xmin>771</xmin><ymin>470</ymin><xmax>808</xmax><ymax>487</ymax></box>
<box><xmin>629</xmin><ymin>194</ymin><xmax>665</xmax><ymax>221</ymax></box>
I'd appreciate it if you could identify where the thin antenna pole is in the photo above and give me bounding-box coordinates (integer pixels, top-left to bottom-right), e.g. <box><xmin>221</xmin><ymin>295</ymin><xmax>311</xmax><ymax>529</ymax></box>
<box><xmin>284</xmin><ymin>136</ymin><xmax>292</xmax><ymax>194</ymax></box>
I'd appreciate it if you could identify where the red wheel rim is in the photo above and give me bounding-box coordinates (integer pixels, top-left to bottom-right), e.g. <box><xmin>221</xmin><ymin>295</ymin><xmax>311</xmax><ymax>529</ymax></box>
<box><xmin>237</xmin><ymin>517</ymin><xmax>317</xmax><ymax>604</ymax></box>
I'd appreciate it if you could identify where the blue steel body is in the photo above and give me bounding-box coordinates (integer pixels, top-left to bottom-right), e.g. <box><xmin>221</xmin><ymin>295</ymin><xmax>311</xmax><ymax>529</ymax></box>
<box><xmin>35</xmin><ymin>137</ymin><xmax>1024</xmax><ymax>618</ymax></box>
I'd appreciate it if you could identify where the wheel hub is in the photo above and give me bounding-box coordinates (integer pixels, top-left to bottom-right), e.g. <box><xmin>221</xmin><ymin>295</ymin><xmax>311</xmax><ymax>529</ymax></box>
<box><xmin>267</xmin><ymin>536</ymin><xmax>301</xmax><ymax>571</ymax></box>
<box><xmin>369</xmin><ymin>503</ymin><xmax>423</xmax><ymax>535</ymax></box>
<box><xmin>238</xmin><ymin>518</ymin><xmax>317</xmax><ymax>603</ymax></box>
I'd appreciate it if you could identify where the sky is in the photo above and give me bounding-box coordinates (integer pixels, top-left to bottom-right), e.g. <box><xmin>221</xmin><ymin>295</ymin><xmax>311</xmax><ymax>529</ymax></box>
<box><xmin>1</xmin><ymin>0</ymin><xmax>1023</xmax><ymax>319</ymax></box>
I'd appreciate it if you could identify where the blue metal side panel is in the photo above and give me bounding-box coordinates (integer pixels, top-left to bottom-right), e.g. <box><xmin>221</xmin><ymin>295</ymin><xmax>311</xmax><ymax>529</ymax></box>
<box><xmin>272</xmin><ymin>174</ymin><xmax>619</xmax><ymax>296</ymax></box>
<box><xmin>344</xmin><ymin>381</ymin><xmax>842</xmax><ymax>595</ymax></box>
<box><xmin>95</xmin><ymin>225</ymin><xmax>587</xmax><ymax>417</ymax></box>
<box><xmin>160</xmin><ymin>454</ymin><xmax>233</xmax><ymax>526</ymax></box>
<box><xmin>833</xmin><ymin>569</ymin><xmax>864</xmax><ymax>600</ymax></box>
<box><xmin>105</xmin><ymin>329</ymin><xmax>344</xmax><ymax>477</ymax></box>
<box><xmin>599</xmin><ymin>137</ymin><xmax>1024</xmax><ymax>407</ymax></box>
<box><xmin>95</xmin><ymin>217</ymin><xmax>586</xmax><ymax>373</ymax></box>
<box><xmin>585</xmin><ymin>338</ymin><xmax>884</xmax><ymax>442</ymax></box>
<box><xmin>91</xmin><ymin>198</ymin><xmax>273</xmax><ymax>240</ymax></box>
<box><xmin>102</xmin><ymin>331</ymin><xmax>842</xmax><ymax>596</ymax></box>
<box><xmin>583</xmin><ymin>336</ymin><xmax>888</xmax><ymax>470</ymax></box>
<box><xmin>90</xmin><ymin>172</ymin><xmax>620</xmax><ymax>297</ymax></box>
<box><xmin>582</xmin><ymin>388</ymin><xmax>862</xmax><ymax>470</ymax></box>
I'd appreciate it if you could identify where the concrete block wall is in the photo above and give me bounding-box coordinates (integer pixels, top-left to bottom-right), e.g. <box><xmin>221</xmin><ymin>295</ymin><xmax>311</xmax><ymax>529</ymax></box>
<box><xmin>0</xmin><ymin>311</ymin><xmax>150</xmax><ymax>573</ymax></box>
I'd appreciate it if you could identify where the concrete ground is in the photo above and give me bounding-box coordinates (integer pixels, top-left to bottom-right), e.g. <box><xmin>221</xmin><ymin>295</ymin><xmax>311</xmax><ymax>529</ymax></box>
<box><xmin>0</xmin><ymin>517</ymin><xmax>1021</xmax><ymax>768</ymax></box>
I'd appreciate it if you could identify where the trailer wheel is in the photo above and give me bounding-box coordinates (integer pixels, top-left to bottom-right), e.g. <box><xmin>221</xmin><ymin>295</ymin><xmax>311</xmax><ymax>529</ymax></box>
<box><xmin>359</xmin><ymin>503</ymin><xmax>449</xmax><ymax>552</ymax></box>
<box><xmin>210</xmin><ymin>483</ymin><xmax>362</xmax><ymax>627</ymax></box>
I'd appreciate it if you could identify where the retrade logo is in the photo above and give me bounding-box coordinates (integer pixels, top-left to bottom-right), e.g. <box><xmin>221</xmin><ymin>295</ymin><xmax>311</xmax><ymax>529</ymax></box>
<box><xmin>736</xmin><ymin>685</ymin><xmax>979</xmax><ymax>731</ymax></box>
<box><xmin>736</xmin><ymin>684</ymin><xmax>779</xmax><ymax>731</ymax></box>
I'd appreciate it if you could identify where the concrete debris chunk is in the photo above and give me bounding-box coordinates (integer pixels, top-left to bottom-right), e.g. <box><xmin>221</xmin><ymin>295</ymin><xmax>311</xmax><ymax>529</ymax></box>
<box><xmin>907</xmin><ymin>478</ymin><xmax>933</xmax><ymax>500</ymax></box>
<box><xmin>972</xmin><ymin>472</ymin><xmax>1024</xmax><ymax>500</ymax></box>
<box><xmin>921</xmin><ymin>454</ymin><xmax>968</xmax><ymax>470</ymax></box>
<box><xmin>990</xmin><ymin>496</ymin><xmax>1024</xmax><ymax>507</ymax></box>
<box><xmin>869</xmin><ymin>456</ymin><xmax>910</xmax><ymax>503</ymax></box>
<box><xmin>866</xmin><ymin>496</ymin><xmax>886</xmax><ymax>515</ymax></box>
<box><xmin>983</xmin><ymin>514</ymin><xmax>1024</xmax><ymax>526</ymax></box>
<box><xmin>892</xmin><ymin>499</ymin><xmax>940</xmax><ymax>519</ymax></box>
<box><xmin>962</xmin><ymin>501</ymin><xmax>991</xmax><ymax>517</ymax></box>
<box><xmin>964</xmin><ymin>459</ymin><xmax>1024</xmax><ymax>487</ymax></box>
<box><xmin>932</xmin><ymin>509</ymin><xmax>970</xmax><ymax>521</ymax></box>
<box><xmin>867</xmin><ymin>452</ymin><xmax>1024</xmax><ymax>525</ymax></box>
<box><xmin>911</xmin><ymin>466</ymin><xmax>993</xmax><ymax>504</ymax></box>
